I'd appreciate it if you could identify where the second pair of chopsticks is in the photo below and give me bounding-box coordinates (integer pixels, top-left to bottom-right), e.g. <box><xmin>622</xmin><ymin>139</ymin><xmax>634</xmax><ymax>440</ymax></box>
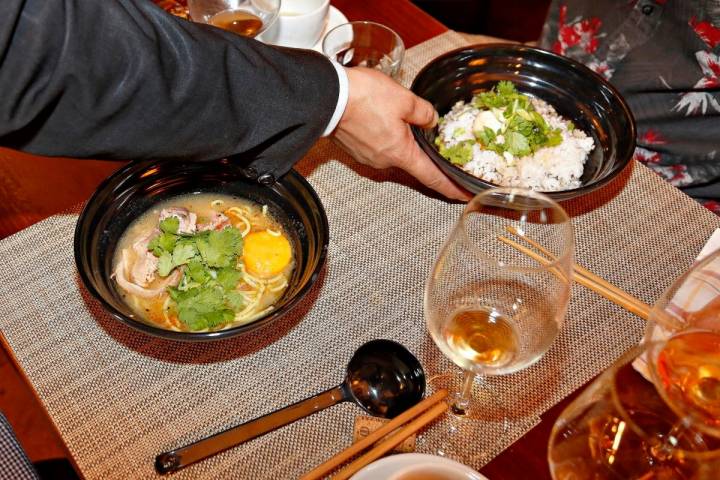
<box><xmin>300</xmin><ymin>389</ymin><xmax>449</xmax><ymax>480</ymax></box>
<box><xmin>499</xmin><ymin>226</ymin><xmax>655</xmax><ymax>321</ymax></box>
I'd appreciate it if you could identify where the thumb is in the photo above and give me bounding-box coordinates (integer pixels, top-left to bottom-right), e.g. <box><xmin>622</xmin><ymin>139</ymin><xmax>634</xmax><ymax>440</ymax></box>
<box><xmin>404</xmin><ymin>95</ymin><xmax>439</xmax><ymax>129</ymax></box>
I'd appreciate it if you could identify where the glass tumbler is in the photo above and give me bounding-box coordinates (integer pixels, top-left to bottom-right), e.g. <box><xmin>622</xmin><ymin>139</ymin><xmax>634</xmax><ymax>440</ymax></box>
<box><xmin>187</xmin><ymin>0</ymin><xmax>281</xmax><ymax>37</ymax></box>
<box><xmin>322</xmin><ymin>21</ymin><xmax>405</xmax><ymax>78</ymax></box>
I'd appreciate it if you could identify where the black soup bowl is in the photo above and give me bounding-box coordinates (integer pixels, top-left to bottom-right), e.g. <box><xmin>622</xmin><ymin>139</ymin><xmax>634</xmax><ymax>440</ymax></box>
<box><xmin>411</xmin><ymin>44</ymin><xmax>636</xmax><ymax>201</ymax></box>
<box><xmin>74</xmin><ymin>158</ymin><xmax>329</xmax><ymax>341</ymax></box>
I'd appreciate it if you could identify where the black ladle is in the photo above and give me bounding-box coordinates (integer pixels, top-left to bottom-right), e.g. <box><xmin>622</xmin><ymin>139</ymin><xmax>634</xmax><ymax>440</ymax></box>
<box><xmin>155</xmin><ymin>339</ymin><xmax>425</xmax><ymax>474</ymax></box>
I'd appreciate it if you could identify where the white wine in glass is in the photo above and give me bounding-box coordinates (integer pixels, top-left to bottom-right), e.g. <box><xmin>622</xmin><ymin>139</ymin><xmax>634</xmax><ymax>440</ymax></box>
<box><xmin>425</xmin><ymin>187</ymin><xmax>574</xmax><ymax>416</ymax></box>
<box><xmin>652</xmin><ymin>330</ymin><xmax>720</xmax><ymax>436</ymax></box>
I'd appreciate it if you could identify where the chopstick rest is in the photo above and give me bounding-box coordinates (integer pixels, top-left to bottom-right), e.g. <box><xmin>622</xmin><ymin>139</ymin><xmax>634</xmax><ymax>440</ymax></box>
<box><xmin>301</xmin><ymin>389</ymin><xmax>449</xmax><ymax>480</ymax></box>
<box><xmin>333</xmin><ymin>402</ymin><xmax>449</xmax><ymax>480</ymax></box>
<box><xmin>353</xmin><ymin>417</ymin><xmax>416</xmax><ymax>453</ymax></box>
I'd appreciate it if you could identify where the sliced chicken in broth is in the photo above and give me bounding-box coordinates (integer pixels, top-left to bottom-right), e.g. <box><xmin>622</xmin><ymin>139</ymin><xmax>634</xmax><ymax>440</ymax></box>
<box><xmin>112</xmin><ymin>194</ymin><xmax>294</xmax><ymax>332</ymax></box>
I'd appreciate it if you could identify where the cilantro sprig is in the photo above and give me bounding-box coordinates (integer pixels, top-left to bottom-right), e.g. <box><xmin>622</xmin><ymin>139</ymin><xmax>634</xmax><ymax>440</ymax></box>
<box><xmin>148</xmin><ymin>216</ymin><xmax>246</xmax><ymax>331</ymax></box>
<box><xmin>436</xmin><ymin>139</ymin><xmax>475</xmax><ymax>165</ymax></box>
<box><xmin>473</xmin><ymin>80</ymin><xmax>531</xmax><ymax>111</ymax></box>
<box><xmin>438</xmin><ymin>81</ymin><xmax>566</xmax><ymax>165</ymax></box>
<box><xmin>474</xmin><ymin>82</ymin><xmax>564</xmax><ymax>158</ymax></box>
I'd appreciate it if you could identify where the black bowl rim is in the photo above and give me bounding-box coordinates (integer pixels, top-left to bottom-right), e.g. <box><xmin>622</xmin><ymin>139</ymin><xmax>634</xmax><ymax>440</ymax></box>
<box><xmin>74</xmin><ymin>160</ymin><xmax>329</xmax><ymax>342</ymax></box>
<box><xmin>410</xmin><ymin>42</ymin><xmax>637</xmax><ymax>200</ymax></box>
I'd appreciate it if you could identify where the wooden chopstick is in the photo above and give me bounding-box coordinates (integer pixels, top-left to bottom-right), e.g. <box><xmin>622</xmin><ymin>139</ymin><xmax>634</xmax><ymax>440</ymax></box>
<box><xmin>300</xmin><ymin>389</ymin><xmax>448</xmax><ymax>480</ymax></box>
<box><xmin>502</xmin><ymin>226</ymin><xmax>690</xmax><ymax>336</ymax></box>
<box><xmin>498</xmin><ymin>232</ymin><xmax>653</xmax><ymax>321</ymax></box>
<box><xmin>333</xmin><ymin>402</ymin><xmax>449</xmax><ymax>480</ymax></box>
<box><xmin>505</xmin><ymin>226</ymin><xmax>648</xmax><ymax>315</ymax></box>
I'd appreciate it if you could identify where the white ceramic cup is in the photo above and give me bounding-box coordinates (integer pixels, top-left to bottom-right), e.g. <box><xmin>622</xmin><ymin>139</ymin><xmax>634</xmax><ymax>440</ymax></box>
<box><xmin>260</xmin><ymin>0</ymin><xmax>330</xmax><ymax>48</ymax></box>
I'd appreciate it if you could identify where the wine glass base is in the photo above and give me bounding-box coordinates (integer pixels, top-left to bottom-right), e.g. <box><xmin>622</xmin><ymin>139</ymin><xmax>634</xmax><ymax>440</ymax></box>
<box><xmin>417</xmin><ymin>371</ymin><xmax>510</xmax><ymax>461</ymax></box>
<box><xmin>427</xmin><ymin>372</ymin><xmax>508</xmax><ymax>421</ymax></box>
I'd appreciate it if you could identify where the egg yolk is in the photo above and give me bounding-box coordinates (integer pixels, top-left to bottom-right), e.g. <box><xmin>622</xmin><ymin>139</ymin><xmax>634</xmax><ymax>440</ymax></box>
<box><xmin>243</xmin><ymin>230</ymin><xmax>292</xmax><ymax>278</ymax></box>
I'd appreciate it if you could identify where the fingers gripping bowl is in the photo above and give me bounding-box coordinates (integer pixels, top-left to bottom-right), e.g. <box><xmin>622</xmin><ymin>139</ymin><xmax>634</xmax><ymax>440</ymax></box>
<box><xmin>411</xmin><ymin>44</ymin><xmax>636</xmax><ymax>201</ymax></box>
<box><xmin>75</xmin><ymin>158</ymin><xmax>329</xmax><ymax>341</ymax></box>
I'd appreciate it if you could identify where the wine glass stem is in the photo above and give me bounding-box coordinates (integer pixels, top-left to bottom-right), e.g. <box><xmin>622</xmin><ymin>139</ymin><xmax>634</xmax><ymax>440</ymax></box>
<box><xmin>451</xmin><ymin>370</ymin><xmax>477</xmax><ymax>415</ymax></box>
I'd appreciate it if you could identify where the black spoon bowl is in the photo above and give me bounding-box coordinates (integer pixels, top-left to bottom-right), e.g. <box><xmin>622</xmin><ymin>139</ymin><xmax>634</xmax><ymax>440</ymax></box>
<box><xmin>155</xmin><ymin>339</ymin><xmax>425</xmax><ymax>474</ymax></box>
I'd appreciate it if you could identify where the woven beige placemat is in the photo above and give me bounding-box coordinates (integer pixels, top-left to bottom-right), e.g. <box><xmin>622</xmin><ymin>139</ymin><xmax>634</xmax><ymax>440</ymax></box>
<box><xmin>2</xmin><ymin>31</ymin><xmax>719</xmax><ymax>479</ymax></box>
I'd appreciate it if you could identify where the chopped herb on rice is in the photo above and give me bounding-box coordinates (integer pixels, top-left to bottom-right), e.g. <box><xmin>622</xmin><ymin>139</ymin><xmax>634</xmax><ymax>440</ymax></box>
<box><xmin>436</xmin><ymin>81</ymin><xmax>594</xmax><ymax>191</ymax></box>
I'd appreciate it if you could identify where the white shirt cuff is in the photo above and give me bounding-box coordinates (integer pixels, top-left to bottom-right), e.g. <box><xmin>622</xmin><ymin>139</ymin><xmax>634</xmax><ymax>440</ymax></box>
<box><xmin>321</xmin><ymin>61</ymin><xmax>349</xmax><ymax>137</ymax></box>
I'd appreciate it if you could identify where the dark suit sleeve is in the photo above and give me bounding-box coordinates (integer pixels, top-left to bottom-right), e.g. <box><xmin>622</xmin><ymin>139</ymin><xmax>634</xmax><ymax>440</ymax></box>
<box><xmin>0</xmin><ymin>0</ymin><xmax>339</xmax><ymax>180</ymax></box>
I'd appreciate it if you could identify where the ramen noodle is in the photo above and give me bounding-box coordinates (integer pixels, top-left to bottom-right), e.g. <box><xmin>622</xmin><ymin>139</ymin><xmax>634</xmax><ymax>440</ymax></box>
<box><xmin>112</xmin><ymin>194</ymin><xmax>294</xmax><ymax>332</ymax></box>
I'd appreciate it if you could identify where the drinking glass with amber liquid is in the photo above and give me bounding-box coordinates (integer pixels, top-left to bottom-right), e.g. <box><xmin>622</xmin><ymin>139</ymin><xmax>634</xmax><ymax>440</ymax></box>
<box><xmin>548</xmin><ymin>343</ymin><xmax>720</xmax><ymax>479</ymax></box>
<box><xmin>549</xmin><ymin>248</ymin><xmax>720</xmax><ymax>480</ymax></box>
<box><xmin>643</xmin><ymin>246</ymin><xmax>720</xmax><ymax>438</ymax></box>
<box><xmin>188</xmin><ymin>0</ymin><xmax>281</xmax><ymax>37</ymax></box>
<box><xmin>424</xmin><ymin>188</ymin><xmax>574</xmax><ymax>417</ymax></box>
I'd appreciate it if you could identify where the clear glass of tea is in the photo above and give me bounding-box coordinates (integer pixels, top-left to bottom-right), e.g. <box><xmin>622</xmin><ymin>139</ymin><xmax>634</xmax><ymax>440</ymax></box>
<box><xmin>187</xmin><ymin>0</ymin><xmax>281</xmax><ymax>38</ymax></box>
<box><xmin>322</xmin><ymin>21</ymin><xmax>405</xmax><ymax>78</ymax></box>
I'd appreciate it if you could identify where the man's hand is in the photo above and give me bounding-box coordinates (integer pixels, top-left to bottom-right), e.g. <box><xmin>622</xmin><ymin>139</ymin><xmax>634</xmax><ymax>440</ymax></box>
<box><xmin>332</xmin><ymin>67</ymin><xmax>471</xmax><ymax>201</ymax></box>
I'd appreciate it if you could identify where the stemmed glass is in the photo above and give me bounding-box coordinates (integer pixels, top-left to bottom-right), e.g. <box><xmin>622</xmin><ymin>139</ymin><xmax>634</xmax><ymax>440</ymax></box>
<box><xmin>645</xmin><ymin>245</ymin><xmax>720</xmax><ymax>337</ymax></box>
<box><xmin>548</xmin><ymin>343</ymin><xmax>720</xmax><ymax>479</ymax></box>
<box><xmin>644</xmin><ymin>247</ymin><xmax>720</xmax><ymax>440</ymax></box>
<box><xmin>548</xmin><ymin>247</ymin><xmax>720</xmax><ymax>479</ymax></box>
<box><xmin>424</xmin><ymin>187</ymin><xmax>574</xmax><ymax>417</ymax></box>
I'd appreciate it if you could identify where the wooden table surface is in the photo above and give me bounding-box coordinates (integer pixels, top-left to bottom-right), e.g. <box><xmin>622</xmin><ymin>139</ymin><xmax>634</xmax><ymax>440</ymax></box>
<box><xmin>0</xmin><ymin>1</ymin><xmax>570</xmax><ymax>478</ymax></box>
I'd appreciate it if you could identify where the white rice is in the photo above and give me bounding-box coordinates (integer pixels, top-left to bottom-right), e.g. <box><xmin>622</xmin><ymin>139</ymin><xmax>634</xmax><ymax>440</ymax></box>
<box><xmin>437</xmin><ymin>97</ymin><xmax>594</xmax><ymax>191</ymax></box>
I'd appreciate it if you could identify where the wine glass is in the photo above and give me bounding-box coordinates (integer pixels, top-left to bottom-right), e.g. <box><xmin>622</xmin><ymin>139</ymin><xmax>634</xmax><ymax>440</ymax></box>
<box><xmin>548</xmin><ymin>343</ymin><xmax>720</xmax><ymax>479</ymax></box>
<box><xmin>424</xmin><ymin>187</ymin><xmax>574</xmax><ymax>417</ymax></box>
<box><xmin>643</xmin><ymin>247</ymin><xmax>720</xmax><ymax>439</ymax></box>
<box><xmin>646</xmin><ymin>246</ymin><xmax>720</xmax><ymax>336</ymax></box>
<box><xmin>187</xmin><ymin>0</ymin><xmax>281</xmax><ymax>38</ymax></box>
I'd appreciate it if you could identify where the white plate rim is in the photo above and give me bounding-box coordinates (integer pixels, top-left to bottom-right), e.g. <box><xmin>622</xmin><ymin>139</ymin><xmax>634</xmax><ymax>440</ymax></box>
<box><xmin>349</xmin><ymin>453</ymin><xmax>489</xmax><ymax>480</ymax></box>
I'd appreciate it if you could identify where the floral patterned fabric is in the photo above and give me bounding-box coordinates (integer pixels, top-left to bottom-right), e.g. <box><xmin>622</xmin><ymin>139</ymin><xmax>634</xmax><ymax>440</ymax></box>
<box><xmin>541</xmin><ymin>0</ymin><xmax>720</xmax><ymax>213</ymax></box>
